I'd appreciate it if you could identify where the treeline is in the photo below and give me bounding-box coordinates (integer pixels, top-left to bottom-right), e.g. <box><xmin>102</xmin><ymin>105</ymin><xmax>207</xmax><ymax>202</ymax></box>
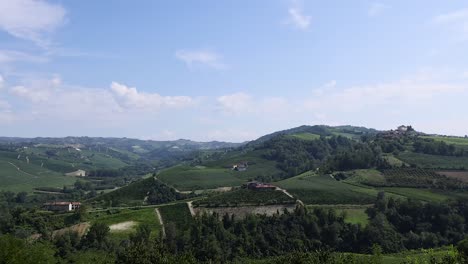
<box><xmin>367</xmin><ymin>193</ymin><xmax>468</xmax><ymax>252</ymax></box>
<box><xmin>169</xmin><ymin>196</ymin><xmax>468</xmax><ymax>262</ymax></box>
<box><xmin>259</xmin><ymin>135</ymin><xmax>389</xmax><ymax>179</ymax></box>
<box><xmin>413</xmin><ymin>138</ymin><xmax>466</xmax><ymax>156</ymax></box>
<box><xmin>4</xmin><ymin>194</ymin><xmax>468</xmax><ymax>263</ymax></box>
<box><xmin>91</xmin><ymin>177</ymin><xmax>195</xmax><ymax>207</ymax></box>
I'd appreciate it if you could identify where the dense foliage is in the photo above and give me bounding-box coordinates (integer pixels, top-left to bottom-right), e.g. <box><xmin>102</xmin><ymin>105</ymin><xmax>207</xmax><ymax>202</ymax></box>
<box><xmin>258</xmin><ymin>135</ymin><xmax>389</xmax><ymax>179</ymax></box>
<box><xmin>413</xmin><ymin>138</ymin><xmax>465</xmax><ymax>157</ymax></box>
<box><xmin>91</xmin><ymin>177</ymin><xmax>194</xmax><ymax>207</ymax></box>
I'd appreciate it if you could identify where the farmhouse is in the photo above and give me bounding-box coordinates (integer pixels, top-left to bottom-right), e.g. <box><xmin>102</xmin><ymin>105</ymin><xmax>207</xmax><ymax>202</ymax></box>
<box><xmin>232</xmin><ymin>162</ymin><xmax>248</xmax><ymax>171</ymax></box>
<box><xmin>44</xmin><ymin>201</ymin><xmax>81</xmax><ymax>212</ymax></box>
<box><xmin>246</xmin><ymin>181</ymin><xmax>276</xmax><ymax>190</ymax></box>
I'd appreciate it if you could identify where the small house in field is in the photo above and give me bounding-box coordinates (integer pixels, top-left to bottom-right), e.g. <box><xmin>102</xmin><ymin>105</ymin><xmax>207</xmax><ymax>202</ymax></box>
<box><xmin>44</xmin><ymin>201</ymin><xmax>81</xmax><ymax>212</ymax></box>
<box><xmin>232</xmin><ymin>161</ymin><xmax>248</xmax><ymax>171</ymax></box>
<box><xmin>246</xmin><ymin>181</ymin><xmax>276</xmax><ymax>190</ymax></box>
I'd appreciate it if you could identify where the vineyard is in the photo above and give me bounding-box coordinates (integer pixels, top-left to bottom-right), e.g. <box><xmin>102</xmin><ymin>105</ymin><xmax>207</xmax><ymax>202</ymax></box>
<box><xmin>381</xmin><ymin>168</ymin><xmax>465</xmax><ymax>189</ymax></box>
<box><xmin>193</xmin><ymin>189</ymin><xmax>295</xmax><ymax>207</ymax></box>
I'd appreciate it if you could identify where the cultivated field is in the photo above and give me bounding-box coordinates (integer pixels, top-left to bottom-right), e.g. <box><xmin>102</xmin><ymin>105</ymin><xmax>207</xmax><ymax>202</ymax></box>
<box><xmin>421</xmin><ymin>135</ymin><xmax>468</xmax><ymax>146</ymax></box>
<box><xmin>193</xmin><ymin>188</ymin><xmax>295</xmax><ymax>207</ymax></box>
<box><xmin>0</xmin><ymin>159</ymin><xmax>75</xmax><ymax>192</ymax></box>
<box><xmin>157</xmin><ymin>166</ymin><xmax>245</xmax><ymax>191</ymax></box>
<box><xmin>397</xmin><ymin>152</ymin><xmax>468</xmax><ymax>169</ymax></box>
<box><xmin>287</xmin><ymin>132</ymin><xmax>321</xmax><ymax>141</ymax></box>
<box><xmin>158</xmin><ymin>203</ymin><xmax>193</xmax><ymax>231</ymax></box>
<box><xmin>437</xmin><ymin>170</ymin><xmax>468</xmax><ymax>182</ymax></box>
<box><xmin>276</xmin><ymin>171</ymin><xmax>379</xmax><ymax>205</ymax></box>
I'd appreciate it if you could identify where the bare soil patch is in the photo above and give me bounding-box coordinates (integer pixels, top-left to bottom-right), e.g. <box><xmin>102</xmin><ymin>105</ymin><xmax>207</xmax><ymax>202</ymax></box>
<box><xmin>437</xmin><ymin>171</ymin><xmax>468</xmax><ymax>183</ymax></box>
<box><xmin>53</xmin><ymin>222</ymin><xmax>90</xmax><ymax>238</ymax></box>
<box><xmin>65</xmin><ymin>169</ymin><xmax>86</xmax><ymax>177</ymax></box>
<box><xmin>109</xmin><ymin>221</ymin><xmax>137</xmax><ymax>231</ymax></box>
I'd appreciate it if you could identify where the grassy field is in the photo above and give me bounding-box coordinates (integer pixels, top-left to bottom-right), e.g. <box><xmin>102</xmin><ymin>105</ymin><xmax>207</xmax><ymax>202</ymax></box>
<box><xmin>287</xmin><ymin>133</ymin><xmax>321</xmax><ymax>141</ymax></box>
<box><xmin>88</xmin><ymin>208</ymin><xmax>161</xmax><ymax>240</ymax></box>
<box><xmin>157</xmin><ymin>166</ymin><xmax>245</xmax><ymax>191</ymax></box>
<box><xmin>193</xmin><ymin>188</ymin><xmax>295</xmax><ymax>207</ymax></box>
<box><xmin>381</xmin><ymin>187</ymin><xmax>451</xmax><ymax>202</ymax></box>
<box><xmin>276</xmin><ymin>171</ymin><xmax>379</xmax><ymax>205</ymax></box>
<box><xmin>344</xmin><ymin>169</ymin><xmax>386</xmax><ymax>186</ymax></box>
<box><xmin>397</xmin><ymin>151</ymin><xmax>468</xmax><ymax>169</ymax></box>
<box><xmin>383</xmin><ymin>154</ymin><xmax>406</xmax><ymax>167</ymax></box>
<box><xmin>307</xmin><ymin>204</ymin><xmax>370</xmax><ymax>226</ymax></box>
<box><xmin>21</xmin><ymin>147</ymin><xmax>129</xmax><ymax>173</ymax></box>
<box><xmin>338</xmin><ymin>208</ymin><xmax>369</xmax><ymax>226</ymax></box>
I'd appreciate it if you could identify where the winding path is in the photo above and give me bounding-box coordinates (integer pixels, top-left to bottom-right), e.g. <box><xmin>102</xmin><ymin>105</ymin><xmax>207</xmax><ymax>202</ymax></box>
<box><xmin>7</xmin><ymin>162</ymin><xmax>36</xmax><ymax>177</ymax></box>
<box><xmin>155</xmin><ymin>208</ymin><xmax>165</xmax><ymax>238</ymax></box>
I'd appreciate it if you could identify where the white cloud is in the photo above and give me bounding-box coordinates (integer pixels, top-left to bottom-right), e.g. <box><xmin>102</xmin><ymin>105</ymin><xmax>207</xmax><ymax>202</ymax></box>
<box><xmin>110</xmin><ymin>82</ymin><xmax>193</xmax><ymax>110</ymax></box>
<box><xmin>305</xmin><ymin>78</ymin><xmax>464</xmax><ymax>112</ymax></box>
<box><xmin>0</xmin><ymin>0</ymin><xmax>66</xmax><ymax>48</ymax></box>
<box><xmin>10</xmin><ymin>85</ymin><xmax>49</xmax><ymax>102</ymax></box>
<box><xmin>175</xmin><ymin>50</ymin><xmax>226</xmax><ymax>69</ymax></box>
<box><xmin>9</xmin><ymin>77</ymin><xmax>61</xmax><ymax>102</ymax></box>
<box><xmin>287</xmin><ymin>7</ymin><xmax>311</xmax><ymax>30</ymax></box>
<box><xmin>0</xmin><ymin>49</ymin><xmax>48</xmax><ymax>63</ymax></box>
<box><xmin>434</xmin><ymin>8</ymin><xmax>468</xmax><ymax>25</ymax></box>
<box><xmin>0</xmin><ymin>74</ymin><xmax>4</xmax><ymax>89</ymax></box>
<box><xmin>368</xmin><ymin>2</ymin><xmax>389</xmax><ymax>17</ymax></box>
<box><xmin>216</xmin><ymin>92</ymin><xmax>292</xmax><ymax>119</ymax></box>
<box><xmin>434</xmin><ymin>8</ymin><xmax>468</xmax><ymax>37</ymax></box>
<box><xmin>312</xmin><ymin>80</ymin><xmax>338</xmax><ymax>96</ymax></box>
<box><xmin>217</xmin><ymin>92</ymin><xmax>253</xmax><ymax>114</ymax></box>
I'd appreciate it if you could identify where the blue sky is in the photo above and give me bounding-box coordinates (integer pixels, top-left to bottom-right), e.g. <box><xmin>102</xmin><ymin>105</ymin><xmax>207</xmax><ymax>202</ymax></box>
<box><xmin>0</xmin><ymin>0</ymin><xmax>468</xmax><ymax>142</ymax></box>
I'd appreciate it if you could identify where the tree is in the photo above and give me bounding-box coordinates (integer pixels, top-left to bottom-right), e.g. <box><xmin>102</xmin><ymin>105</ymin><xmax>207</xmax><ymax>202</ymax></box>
<box><xmin>81</xmin><ymin>223</ymin><xmax>111</xmax><ymax>250</ymax></box>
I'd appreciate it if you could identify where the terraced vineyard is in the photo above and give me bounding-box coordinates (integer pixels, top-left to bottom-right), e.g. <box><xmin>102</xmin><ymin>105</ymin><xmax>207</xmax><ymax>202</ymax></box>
<box><xmin>397</xmin><ymin>152</ymin><xmax>468</xmax><ymax>169</ymax></box>
<box><xmin>193</xmin><ymin>188</ymin><xmax>295</xmax><ymax>207</ymax></box>
<box><xmin>382</xmin><ymin>168</ymin><xmax>464</xmax><ymax>189</ymax></box>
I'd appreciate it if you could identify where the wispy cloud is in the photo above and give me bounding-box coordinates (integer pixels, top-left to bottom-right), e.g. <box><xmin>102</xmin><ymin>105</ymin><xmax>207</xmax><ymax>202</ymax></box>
<box><xmin>285</xmin><ymin>0</ymin><xmax>311</xmax><ymax>30</ymax></box>
<box><xmin>175</xmin><ymin>50</ymin><xmax>226</xmax><ymax>70</ymax></box>
<box><xmin>434</xmin><ymin>8</ymin><xmax>468</xmax><ymax>24</ymax></box>
<box><xmin>434</xmin><ymin>8</ymin><xmax>468</xmax><ymax>37</ymax></box>
<box><xmin>110</xmin><ymin>82</ymin><xmax>194</xmax><ymax>110</ymax></box>
<box><xmin>288</xmin><ymin>7</ymin><xmax>311</xmax><ymax>30</ymax></box>
<box><xmin>368</xmin><ymin>2</ymin><xmax>389</xmax><ymax>17</ymax></box>
<box><xmin>0</xmin><ymin>49</ymin><xmax>48</xmax><ymax>64</ymax></box>
<box><xmin>0</xmin><ymin>0</ymin><xmax>66</xmax><ymax>48</ymax></box>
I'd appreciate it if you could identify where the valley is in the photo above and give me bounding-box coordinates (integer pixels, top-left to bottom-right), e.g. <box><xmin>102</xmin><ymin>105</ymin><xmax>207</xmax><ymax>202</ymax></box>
<box><xmin>3</xmin><ymin>125</ymin><xmax>468</xmax><ymax>263</ymax></box>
